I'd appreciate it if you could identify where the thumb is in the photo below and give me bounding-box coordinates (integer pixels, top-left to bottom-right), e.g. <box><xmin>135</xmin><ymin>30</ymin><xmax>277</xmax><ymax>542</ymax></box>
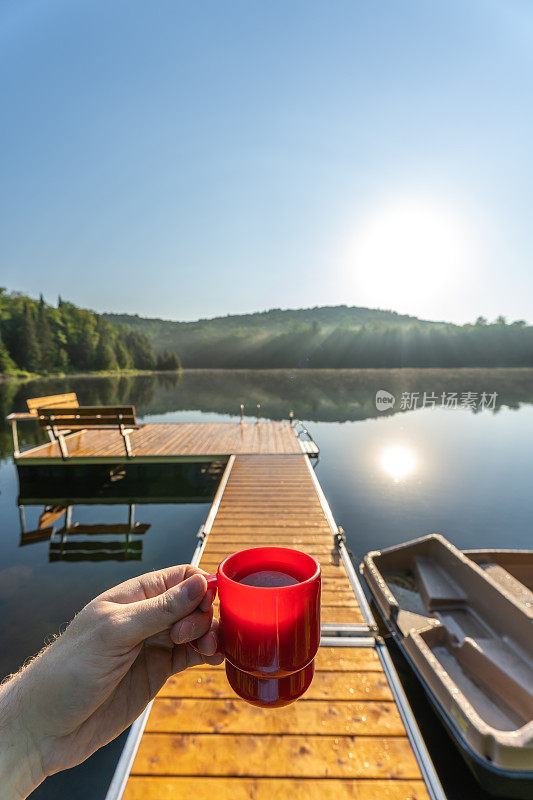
<box><xmin>120</xmin><ymin>573</ymin><xmax>208</xmax><ymax>642</ymax></box>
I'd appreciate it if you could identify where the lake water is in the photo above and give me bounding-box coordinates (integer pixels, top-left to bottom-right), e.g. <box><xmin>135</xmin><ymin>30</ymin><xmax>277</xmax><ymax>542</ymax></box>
<box><xmin>1</xmin><ymin>368</ymin><xmax>532</xmax><ymax>799</ymax></box>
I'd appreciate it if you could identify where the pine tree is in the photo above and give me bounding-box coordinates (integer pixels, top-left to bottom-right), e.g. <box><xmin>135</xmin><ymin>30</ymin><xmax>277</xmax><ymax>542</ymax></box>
<box><xmin>115</xmin><ymin>339</ymin><xmax>132</xmax><ymax>369</ymax></box>
<box><xmin>126</xmin><ymin>330</ymin><xmax>157</xmax><ymax>370</ymax></box>
<box><xmin>15</xmin><ymin>304</ymin><xmax>42</xmax><ymax>372</ymax></box>
<box><xmin>93</xmin><ymin>333</ymin><xmax>117</xmax><ymax>370</ymax></box>
<box><xmin>156</xmin><ymin>350</ymin><xmax>182</xmax><ymax>370</ymax></box>
<box><xmin>0</xmin><ymin>330</ymin><xmax>16</xmax><ymax>374</ymax></box>
<box><xmin>37</xmin><ymin>295</ymin><xmax>57</xmax><ymax>372</ymax></box>
<box><xmin>56</xmin><ymin>348</ymin><xmax>69</xmax><ymax>371</ymax></box>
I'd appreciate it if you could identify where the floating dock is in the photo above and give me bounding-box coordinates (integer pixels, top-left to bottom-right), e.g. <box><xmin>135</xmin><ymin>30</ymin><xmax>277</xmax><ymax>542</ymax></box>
<box><xmin>15</xmin><ymin>421</ymin><xmax>313</xmax><ymax>464</ymax></box>
<box><xmin>88</xmin><ymin>422</ymin><xmax>446</xmax><ymax>800</ymax></box>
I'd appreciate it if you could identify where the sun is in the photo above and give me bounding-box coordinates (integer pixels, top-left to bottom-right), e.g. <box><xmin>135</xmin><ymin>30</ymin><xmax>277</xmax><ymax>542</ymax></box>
<box><xmin>347</xmin><ymin>197</ymin><xmax>473</xmax><ymax>317</ymax></box>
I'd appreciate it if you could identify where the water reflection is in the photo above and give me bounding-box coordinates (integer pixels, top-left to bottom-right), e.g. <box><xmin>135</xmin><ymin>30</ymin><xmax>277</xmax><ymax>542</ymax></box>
<box><xmin>19</xmin><ymin>503</ymin><xmax>149</xmax><ymax>562</ymax></box>
<box><xmin>380</xmin><ymin>444</ymin><xmax>417</xmax><ymax>483</ymax></box>
<box><xmin>13</xmin><ymin>461</ymin><xmax>225</xmax><ymax>573</ymax></box>
<box><xmin>2</xmin><ymin>368</ymin><xmax>533</xmax><ymax>461</ymax></box>
<box><xmin>17</xmin><ymin>461</ymin><xmax>226</xmax><ymax>504</ymax></box>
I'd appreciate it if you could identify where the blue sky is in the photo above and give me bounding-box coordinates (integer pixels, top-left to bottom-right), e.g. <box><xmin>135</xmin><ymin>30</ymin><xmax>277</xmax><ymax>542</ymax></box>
<box><xmin>1</xmin><ymin>0</ymin><xmax>532</xmax><ymax>323</ymax></box>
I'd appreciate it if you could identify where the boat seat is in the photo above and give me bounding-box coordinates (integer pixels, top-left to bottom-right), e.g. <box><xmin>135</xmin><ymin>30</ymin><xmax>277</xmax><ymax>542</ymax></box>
<box><xmin>454</xmin><ymin>637</ymin><xmax>533</xmax><ymax>721</ymax></box>
<box><xmin>478</xmin><ymin>563</ymin><xmax>533</xmax><ymax>612</ymax></box>
<box><xmin>413</xmin><ymin>556</ymin><xmax>467</xmax><ymax>611</ymax></box>
<box><xmin>478</xmin><ymin>639</ymin><xmax>533</xmax><ymax>700</ymax></box>
<box><xmin>396</xmin><ymin>609</ymin><xmax>440</xmax><ymax>636</ymax></box>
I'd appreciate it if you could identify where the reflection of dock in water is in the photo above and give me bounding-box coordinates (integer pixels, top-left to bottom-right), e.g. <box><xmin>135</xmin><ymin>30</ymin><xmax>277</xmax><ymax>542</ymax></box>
<box><xmin>19</xmin><ymin>502</ymin><xmax>150</xmax><ymax>562</ymax></box>
<box><xmin>17</xmin><ymin>460</ymin><xmax>226</xmax><ymax>506</ymax></box>
<box><xmin>16</xmin><ymin>458</ymin><xmax>224</xmax><ymax>566</ymax></box>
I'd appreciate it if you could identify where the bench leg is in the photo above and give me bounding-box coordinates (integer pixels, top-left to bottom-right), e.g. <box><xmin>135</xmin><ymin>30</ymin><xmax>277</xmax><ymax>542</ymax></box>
<box><xmin>56</xmin><ymin>431</ymin><xmax>69</xmax><ymax>459</ymax></box>
<box><xmin>11</xmin><ymin>420</ymin><xmax>20</xmax><ymax>458</ymax></box>
<box><xmin>122</xmin><ymin>430</ymin><xmax>133</xmax><ymax>458</ymax></box>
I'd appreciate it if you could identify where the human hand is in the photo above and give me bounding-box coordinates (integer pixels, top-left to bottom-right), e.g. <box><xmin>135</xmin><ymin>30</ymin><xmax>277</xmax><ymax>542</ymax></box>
<box><xmin>0</xmin><ymin>565</ymin><xmax>222</xmax><ymax>799</ymax></box>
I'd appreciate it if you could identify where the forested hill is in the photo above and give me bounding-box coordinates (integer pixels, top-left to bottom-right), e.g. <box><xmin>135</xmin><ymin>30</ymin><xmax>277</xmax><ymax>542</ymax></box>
<box><xmin>2</xmin><ymin>291</ymin><xmax>531</xmax><ymax>373</ymax></box>
<box><xmin>0</xmin><ymin>290</ymin><xmax>181</xmax><ymax>376</ymax></box>
<box><xmin>105</xmin><ymin>305</ymin><xmax>533</xmax><ymax>369</ymax></box>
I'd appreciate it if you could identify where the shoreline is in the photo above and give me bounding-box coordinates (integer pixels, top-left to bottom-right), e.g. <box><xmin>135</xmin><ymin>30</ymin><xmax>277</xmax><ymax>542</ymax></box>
<box><xmin>0</xmin><ymin>369</ymin><xmax>182</xmax><ymax>383</ymax></box>
<box><xmin>2</xmin><ymin>365</ymin><xmax>533</xmax><ymax>380</ymax></box>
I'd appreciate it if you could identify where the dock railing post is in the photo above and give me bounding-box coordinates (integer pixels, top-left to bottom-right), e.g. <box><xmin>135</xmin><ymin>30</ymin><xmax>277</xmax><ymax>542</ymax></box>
<box><xmin>289</xmin><ymin>410</ymin><xmax>294</xmax><ymax>425</ymax></box>
<box><xmin>240</xmin><ymin>403</ymin><xmax>244</xmax><ymax>424</ymax></box>
<box><xmin>256</xmin><ymin>403</ymin><xmax>260</xmax><ymax>424</ymax></box>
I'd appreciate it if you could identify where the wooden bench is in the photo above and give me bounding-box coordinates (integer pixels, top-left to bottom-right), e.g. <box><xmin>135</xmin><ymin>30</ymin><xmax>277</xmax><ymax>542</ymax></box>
<box><xmin>36</xmin><ymin>405</ymin><xmax>138</xmax><ymax>459</ymax></box>
<box><xmin>7</xmin><ymin>393</ymin><xmax>79</xmax><ymax>457</ymax></box>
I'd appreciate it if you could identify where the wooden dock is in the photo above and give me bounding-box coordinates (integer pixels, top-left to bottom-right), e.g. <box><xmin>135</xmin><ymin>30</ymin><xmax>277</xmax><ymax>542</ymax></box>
<box><xmin>16</xmin><ymin>421</ymin><xmax>310</xmax><ymax>464</ymax></box>
<box><xmin>94</xmin><ymin>423</ymin><xmax>444</xmax><ymax>800</ymax></box>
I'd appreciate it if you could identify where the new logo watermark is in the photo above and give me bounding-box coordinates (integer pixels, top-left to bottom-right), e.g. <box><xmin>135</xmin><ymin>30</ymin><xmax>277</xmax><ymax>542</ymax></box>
<box><xmin>375</xmin><ymin>390</ymin><xmax>498</xmax><ymax>412</ymax></box>
<box><xmin>375</xmin><ymin>390</ymin><xmax>396</xmax><ymax>411</ymax></box>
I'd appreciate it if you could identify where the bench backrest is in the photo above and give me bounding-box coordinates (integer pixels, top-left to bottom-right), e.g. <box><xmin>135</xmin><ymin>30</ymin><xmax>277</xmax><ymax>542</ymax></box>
<box><xmin>27</xmin><ymin>393</ymin><xmax>79</xmax><ymax>415</ymax></box>
<box><xmin>36</xmin><ymin>406</ymin><xmax>137</xmax><ymax>429</ymax></box>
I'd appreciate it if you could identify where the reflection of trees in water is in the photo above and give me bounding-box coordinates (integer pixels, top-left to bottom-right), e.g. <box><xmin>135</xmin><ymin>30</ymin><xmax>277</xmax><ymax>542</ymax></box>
<box><xmin>1</xmin><ymin>368</ymin><xmax>532</xmax><ymax>458</ymax></box>
<box><xmin>147</xmin><ymin>368</ymin><xmax>533</xmax><ymax>422</ymax></box>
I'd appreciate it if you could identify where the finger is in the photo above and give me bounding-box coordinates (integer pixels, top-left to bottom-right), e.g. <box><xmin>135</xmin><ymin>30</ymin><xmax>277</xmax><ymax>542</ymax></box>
<box><xmin>194</xmin><ymin>618</ymin><xmax>221</xmax><ymax>656</ymax></box>
<box><xmin>171</xmin><ymin>643</ymin><xmax>225</xmax><ymax>674</ymax></box>
<box><xmin>99</xmin><ymin>564</ymin><xmax>204</xmax><ymax>604</ymax></box>
<box><xmin>170</xmin><ymin>608</ymin><xmax>213</xmax><ymax>644</ymax></box>
<box><xmin>202</xmin><ymin>651</ymin><xmax>225</xmax><ymax>666</ymax></box>
<box><xmin>171</xmin><ymin>642</ymin><xmax>203</xmax><ymax>672</ymax></box>
<box><xmin>194</xmin><ymin>628</ymin><xmax>218</xmax><ymax>656</ymax></box>
<box><xmin>199</xmin><ymin>587</ymin><xmax>216</xmax><ymax>612</ymax></box>
<box><xmin>120</xmin><ymin>573</ymin><xmax>208</xmax><ymax>641</ymax></box>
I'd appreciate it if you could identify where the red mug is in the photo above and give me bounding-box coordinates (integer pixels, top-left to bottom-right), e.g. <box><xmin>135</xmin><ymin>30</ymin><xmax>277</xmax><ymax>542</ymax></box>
<box><xmin>193</xmin><ymin>546</ymin><xmax>321</xmax><ymax>708</ymax></box>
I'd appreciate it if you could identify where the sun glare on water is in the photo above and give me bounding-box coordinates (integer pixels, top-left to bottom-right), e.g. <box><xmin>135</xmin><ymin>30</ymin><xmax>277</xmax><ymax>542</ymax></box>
<box><xmin>380</xmin><ymin>445</ymin><xmax>417</xmax><ymax>483</ymax></box>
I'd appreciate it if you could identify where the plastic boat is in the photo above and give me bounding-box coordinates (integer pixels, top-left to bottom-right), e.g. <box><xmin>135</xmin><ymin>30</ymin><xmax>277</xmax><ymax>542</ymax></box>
<box><xmin>361</xmin><ymin>534</ymin><xmax>533</xmax><ymax>798</ymax></box>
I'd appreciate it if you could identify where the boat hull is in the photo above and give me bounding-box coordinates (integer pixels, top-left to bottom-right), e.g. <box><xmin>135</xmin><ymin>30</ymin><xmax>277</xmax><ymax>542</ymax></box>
<box><xmin>391</xmin><ymin>627</ymin><xmax>533</xmax><ymax>799</ymax></box>
<box><xmin>361</xmin><ymin>536</ymin><xmax>533</xmax><ymax>799</ymax></box>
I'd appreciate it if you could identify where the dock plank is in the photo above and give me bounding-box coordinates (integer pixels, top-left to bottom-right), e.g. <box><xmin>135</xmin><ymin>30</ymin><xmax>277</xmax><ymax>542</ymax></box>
<box><xmin>123</xmin><ymin>777</ymin><xmax>429</xmax><ymax>800</ymax></box>
<box><xmin>132</xmin><ymin>733</ymin><xmax>422</xmax><ymax>778</ymax></box>
<box><xmin>162</xmin><ymin>670</ymin><xmax>394</xmax><ymax>701</ymax></box>
<box><xmin>146</xmin><ymin>698</ymin><xmax>405</xmax><ymax>735</ymax></box>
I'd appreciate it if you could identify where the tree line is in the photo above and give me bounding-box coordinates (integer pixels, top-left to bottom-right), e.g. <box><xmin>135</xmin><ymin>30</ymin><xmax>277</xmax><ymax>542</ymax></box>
<box><xmin>106</xmin><ymin>306</ymin><xmax>533</xmax><ymax>368</ymax></box>
<box><xmin>0</xmin><ymin>290</ymin><xmax>181</xmax><ymax>375</ymax></box>
<box><xmin>134</xmin><ymin>317</ymin><xmax>533</xmax><ymax>369</ymax></box>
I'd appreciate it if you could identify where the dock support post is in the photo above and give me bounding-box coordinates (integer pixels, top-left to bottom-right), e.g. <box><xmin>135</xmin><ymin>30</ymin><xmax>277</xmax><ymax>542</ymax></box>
<box><xmin>240</xmin><ymin>403</ymin><xmax>244</xmax><ymax>424</ymax></box>
<box><xmin>256</xmin><ymin>403</ymin><xmax>261</xmax><ymax>423</ymax></box>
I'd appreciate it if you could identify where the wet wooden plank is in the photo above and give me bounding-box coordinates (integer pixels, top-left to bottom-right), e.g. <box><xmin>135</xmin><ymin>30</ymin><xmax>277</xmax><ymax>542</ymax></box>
<box><xmin>322</xmin><ymin>606</ymin><xmax>365</xmax><ymax>623</ymax></box>
<box><xmin>123</xmin><ymin>777</ymin><xmax>429</xmax><ymax>800</ymax></box>
<box><xmin>132</xmin><ymin>733</ymin><xmax>422</xmax><ymax>778</ymax></box>
<box><xmin>161</xmin><ymin>670</ymin><xmax>393</xmax><ymax>701</ymax></box>
<box><xmin>186</xmin><ymin>646</ymin><xmax>382</xmax><ymax>672</ymax></box>
<box><xmin>146</xmin><ymin>698</ymin><xmax>405</xmax><ymax>735</ymax></box>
